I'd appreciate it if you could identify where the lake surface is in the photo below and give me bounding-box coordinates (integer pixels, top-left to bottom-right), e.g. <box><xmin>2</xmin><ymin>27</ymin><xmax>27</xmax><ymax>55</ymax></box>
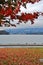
<box><xmin>0</xmin><ymin>35</ymin><xmax>43</xmax><ymax>45</ymax></box>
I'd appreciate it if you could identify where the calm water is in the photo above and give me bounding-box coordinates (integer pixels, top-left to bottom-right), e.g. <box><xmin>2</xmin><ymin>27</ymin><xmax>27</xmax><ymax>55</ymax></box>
<box><xmin>0</xmin><ymin>35</ymin><xmax>43</xmax><ymax>45</ymax></box>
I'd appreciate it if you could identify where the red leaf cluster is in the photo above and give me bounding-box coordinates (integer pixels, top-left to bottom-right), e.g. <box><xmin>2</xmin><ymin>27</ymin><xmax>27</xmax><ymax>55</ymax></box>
<box><xmin>0</xmin><ymin>0</ymin><xmax>42</xmax><ymax>27</ymax></box>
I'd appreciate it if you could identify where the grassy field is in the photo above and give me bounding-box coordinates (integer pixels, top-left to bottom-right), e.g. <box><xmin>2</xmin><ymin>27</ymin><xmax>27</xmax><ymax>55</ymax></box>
<box><xmin>0</xmin><ymin>48</ymin><xmax>43</xmax><ymax>65</ymax></box>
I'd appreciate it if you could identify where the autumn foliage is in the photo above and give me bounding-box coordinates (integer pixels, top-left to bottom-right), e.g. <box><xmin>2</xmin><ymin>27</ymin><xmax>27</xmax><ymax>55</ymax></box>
<box><xmin>0</xmin><ymin>0</ymin><xmax>43</xmax><ymax>27</ymax></box>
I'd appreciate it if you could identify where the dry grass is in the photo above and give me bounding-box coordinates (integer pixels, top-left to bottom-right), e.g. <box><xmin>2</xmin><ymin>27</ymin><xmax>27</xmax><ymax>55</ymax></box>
<box><xmin>0</xmin><ymin>48</ymin><xmax>43</xmax><ymax>65</ymax></box>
